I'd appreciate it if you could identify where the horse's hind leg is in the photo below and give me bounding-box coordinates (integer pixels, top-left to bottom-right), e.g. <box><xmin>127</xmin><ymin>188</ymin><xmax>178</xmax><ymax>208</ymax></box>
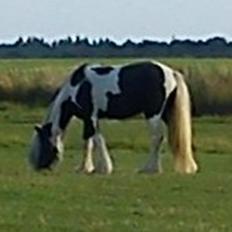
<box><xmin>139</xmin><ymin>115</ymin><xmax>164</xmax><ymax>173</ymax></box>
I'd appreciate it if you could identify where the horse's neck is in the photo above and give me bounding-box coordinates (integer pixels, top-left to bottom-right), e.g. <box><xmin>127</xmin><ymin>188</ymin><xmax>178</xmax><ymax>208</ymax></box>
<box><xmin>46</xmin><ymin>102</ymin><xmax>63</xmax><ymax>135</ymax></box>
<box><xmin>44</xmin><ymin>87</ymin><xmax>70</xmax><ymax>143</ymax></box>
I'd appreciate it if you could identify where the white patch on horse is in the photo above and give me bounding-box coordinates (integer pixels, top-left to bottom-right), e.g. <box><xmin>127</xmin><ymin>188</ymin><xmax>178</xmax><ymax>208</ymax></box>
<box><xmin>47</xmin><ymin>81</ymin><xmax>72</xmax><ymax>130</ymax></box>
<box><xmin>153</xmin><ymin>61</ymin><xmax>177</xmax><ymax>98</ymax></box>
<box><xmin>82</xmin><ymin>138</ymin><xmax>95</xmax><ymax>173</ymax></box>
<box><xmin>42</xmin><ymin>80</ymin><xmax>75</xmax><ymax>155</ymax></box>
<box><xmin>50</xmin><ymin>133</ymin><xmax>64</xmax><ymax>160</ymax></box>
<box><xmin>85</xmin><ymin>65</ymin><xmax>121</xmax><ymax>114</ymax></box>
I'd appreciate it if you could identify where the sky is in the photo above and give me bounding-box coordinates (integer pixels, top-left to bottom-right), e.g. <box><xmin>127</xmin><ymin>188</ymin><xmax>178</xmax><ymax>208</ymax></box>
<box><xmin>1</xmin><ymin>0</ymin><xmax>232</xmax><ymax>44</ymax></box>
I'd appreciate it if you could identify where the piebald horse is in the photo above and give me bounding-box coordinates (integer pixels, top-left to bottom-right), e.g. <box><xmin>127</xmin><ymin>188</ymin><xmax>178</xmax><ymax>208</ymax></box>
<box><xmin>29</xmin><ymin>61</ymin><xmax>198</xmax><ymax>174</ymax></box>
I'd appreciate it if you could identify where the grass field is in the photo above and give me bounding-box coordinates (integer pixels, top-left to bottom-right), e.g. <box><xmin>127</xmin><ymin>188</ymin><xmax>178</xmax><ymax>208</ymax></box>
<box><xmin>1</xmin><ymin>103</ymin><xmax>232</xmax><ymax>232</ymax></box>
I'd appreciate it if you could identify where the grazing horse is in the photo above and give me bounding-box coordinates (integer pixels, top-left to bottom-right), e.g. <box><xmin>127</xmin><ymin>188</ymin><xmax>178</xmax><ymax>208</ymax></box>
<box><xmin>29</xmin><ymin>61</ymin><xmax>198</xmax><ymax>174</ymax></box>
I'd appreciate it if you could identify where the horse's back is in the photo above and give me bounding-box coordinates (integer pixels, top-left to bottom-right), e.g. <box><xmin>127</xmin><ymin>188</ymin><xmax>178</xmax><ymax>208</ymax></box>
<box><xmin>86</xmin><ymin>61</ymin><xmax>175</xmax><ymax>96</ymax></box>
<box><xmin>73</xmin><ymin>61</ymin><xmax>178</xmax><ymax>119</ymax></box>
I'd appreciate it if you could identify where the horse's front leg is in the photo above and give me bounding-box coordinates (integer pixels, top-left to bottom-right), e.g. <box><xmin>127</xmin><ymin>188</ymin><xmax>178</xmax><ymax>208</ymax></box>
<box><xmin>76</xmin><ymin>119</ymin><xmax>96</xmax><ymax>174</ymax></box>
<box><xmin>94</xmin><ymin>133</ymin><xmax>113</xmax><ymax>174</ymax></box>
<box><xmin>76</xmin><ymin>118</ymin><xmax>113</xmax><ymax>174</ymax></box>
<box><xmin>75</xmin><ymin>137</ymin><xmax>95</xmax><ymax>174</ymax></box>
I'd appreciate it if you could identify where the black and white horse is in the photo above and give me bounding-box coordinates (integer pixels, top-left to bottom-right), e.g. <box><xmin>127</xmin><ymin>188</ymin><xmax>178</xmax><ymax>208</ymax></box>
<box><xmin>29</xmin><ymin>61</ymin><xmax>198</xmax><ymax>174</ymax></box>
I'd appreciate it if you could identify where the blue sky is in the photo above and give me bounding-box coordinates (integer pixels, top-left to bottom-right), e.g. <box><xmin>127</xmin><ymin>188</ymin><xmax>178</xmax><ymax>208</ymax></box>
<box><xmin>1</xmin><ymin>0</ymin><xmax>232</xmax><ymax>43</ymax></box>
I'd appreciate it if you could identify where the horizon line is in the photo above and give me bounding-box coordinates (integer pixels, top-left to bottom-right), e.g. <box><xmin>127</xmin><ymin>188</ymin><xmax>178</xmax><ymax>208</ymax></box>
<box><xmin>1</xmin><ymin>34</ymin><xmax>232</xmax><ymax>45</ymax></box>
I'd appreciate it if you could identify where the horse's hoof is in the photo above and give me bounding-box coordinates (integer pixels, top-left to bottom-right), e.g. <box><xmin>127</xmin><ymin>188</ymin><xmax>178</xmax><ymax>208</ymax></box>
<box><xmin>94</xmin><ymin>167</ymin><xmax>113</xmax><ymax>175</ymax></box>
<box><xmin>75</xmin><ymin>166</ymin><xmax>95</xmax><ymax>174</ymax></box>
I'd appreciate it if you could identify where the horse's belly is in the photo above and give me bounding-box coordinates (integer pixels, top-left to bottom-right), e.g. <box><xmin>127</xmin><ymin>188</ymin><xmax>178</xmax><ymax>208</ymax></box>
<box><xmin>98</xmin><ymin>96</ymin><xmax>142</xmax><ymax>119</ymax></box>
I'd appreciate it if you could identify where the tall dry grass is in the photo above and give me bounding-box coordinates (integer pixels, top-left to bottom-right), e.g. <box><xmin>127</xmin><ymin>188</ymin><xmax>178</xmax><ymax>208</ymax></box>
<box><xmin>162</xmin><ymin>59</ymin><xmax>232</xmax><ymax>115</ymax></box>
<box><xmin>0</xmin><ymin>59</ymin><xmax>75</xmax><ymax>105</ymax></box>
<box><xmin>0</xmin><ymin>58</ymin><xmax>232</xmax><ymax>114</ymax></box>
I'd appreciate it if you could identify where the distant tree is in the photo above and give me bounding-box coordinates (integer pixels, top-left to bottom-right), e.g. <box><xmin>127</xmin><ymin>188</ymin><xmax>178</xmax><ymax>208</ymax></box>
<box><xmin>14</xmin><ymin>37</ymin><xmax>24</xmax><ymax>47</ymax></box>
<box><xmin>0</xmin><ymin>35</ymin><xmax>232</xmax><ymax>58</ymax></box>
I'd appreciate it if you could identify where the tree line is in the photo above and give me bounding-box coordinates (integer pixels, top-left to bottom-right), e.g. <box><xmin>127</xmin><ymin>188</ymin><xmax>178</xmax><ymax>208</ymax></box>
<box><xmin>0</xmin><ymin>36</ymin><xmax>232</xmax><ymax>58</ymax></box>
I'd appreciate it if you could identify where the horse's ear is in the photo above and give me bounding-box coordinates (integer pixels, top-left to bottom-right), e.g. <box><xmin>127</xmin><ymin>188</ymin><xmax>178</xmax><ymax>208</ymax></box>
<box><xmin>34</xmin><ymin>125</ymin><xmax>42</xmax><ymax>134</ymax></box>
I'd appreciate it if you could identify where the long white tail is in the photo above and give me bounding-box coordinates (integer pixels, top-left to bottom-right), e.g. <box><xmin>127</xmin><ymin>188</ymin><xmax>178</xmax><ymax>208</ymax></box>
<box><xmin>166</xmin><ymin>72</ymin><xmax>198</xmax><ymax>174</ymax></box>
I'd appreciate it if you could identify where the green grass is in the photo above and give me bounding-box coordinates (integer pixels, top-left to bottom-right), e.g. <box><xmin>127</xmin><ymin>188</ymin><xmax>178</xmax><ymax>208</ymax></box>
<box><xmin>1</xmin><ymin>103</ymin><xmax>232</xmax><ymax>231</ymax></box>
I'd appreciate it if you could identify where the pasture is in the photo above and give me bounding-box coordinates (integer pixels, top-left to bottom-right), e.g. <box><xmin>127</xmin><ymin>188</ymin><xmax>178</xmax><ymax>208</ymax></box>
<box><xmin>0</xmin><ymin>103</ymin><xmax>232</xmax><ymax>232</ymax></box>
<box><xmin>0</xmin><ymin>59</ymin><xmax>232</xmax><ymax>231</ymax></box>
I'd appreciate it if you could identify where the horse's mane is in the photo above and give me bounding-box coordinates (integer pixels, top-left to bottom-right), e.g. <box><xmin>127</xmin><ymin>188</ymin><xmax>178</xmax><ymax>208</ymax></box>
<box><xmin>50</xmin><ymin>87</ymin><xmax>61</xmax><ymax>103</ymax></box>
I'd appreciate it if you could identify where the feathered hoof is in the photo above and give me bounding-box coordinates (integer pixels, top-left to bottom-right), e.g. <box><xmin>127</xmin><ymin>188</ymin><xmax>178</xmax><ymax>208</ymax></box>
<box><xmin>75</xmin><ymin>165</ymin><xmax>95</xmax><ymax>175</ymax></box>
<box><xmin>174</xmin><ymin>159</ymin><xmax>198</xmax><ymax>174</ymax></box>
<box><xmin>94</xmin><ymin>166</ymin><xmax>113</xmax><ymax>175</ymax></box>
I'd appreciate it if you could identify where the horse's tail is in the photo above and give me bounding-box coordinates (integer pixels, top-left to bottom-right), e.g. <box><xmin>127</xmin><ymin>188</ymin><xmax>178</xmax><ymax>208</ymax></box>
<box><xmin>165</xmin><ymin>72</ymin><xmax>198</xmax><ymax>174</ymax></box>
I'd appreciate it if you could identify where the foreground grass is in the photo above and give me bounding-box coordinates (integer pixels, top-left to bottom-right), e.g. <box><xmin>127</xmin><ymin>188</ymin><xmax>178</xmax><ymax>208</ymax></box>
<box><xmin>0</xmin><ymin>104</ymin><xmax>232</xmax><ymax>231</ymax></box>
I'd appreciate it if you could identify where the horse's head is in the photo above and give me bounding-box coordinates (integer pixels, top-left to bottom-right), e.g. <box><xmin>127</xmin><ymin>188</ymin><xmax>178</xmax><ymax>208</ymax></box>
<box><xmin>28</xmin><ymin>123</ymin><xmax>61</xmax><ymax>171</ymax></box>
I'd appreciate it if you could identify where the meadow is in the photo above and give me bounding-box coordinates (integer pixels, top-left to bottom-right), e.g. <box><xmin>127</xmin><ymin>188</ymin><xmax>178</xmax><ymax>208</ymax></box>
<box><xmin>1</xmin><ymin>59</ymin><xmax>232</xmax><ymax>231</ymax></box>
<box><xmin>0</xmin><ymin>103</ymin><xmax>232</xmax><ymax>232</ymax></box>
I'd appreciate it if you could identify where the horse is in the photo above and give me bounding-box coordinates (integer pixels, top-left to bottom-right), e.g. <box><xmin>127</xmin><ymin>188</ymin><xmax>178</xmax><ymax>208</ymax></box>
<box><xmin>28</xmin><ymin>61</ymin><xmax>198</xmax><ymax>174</ymax></box>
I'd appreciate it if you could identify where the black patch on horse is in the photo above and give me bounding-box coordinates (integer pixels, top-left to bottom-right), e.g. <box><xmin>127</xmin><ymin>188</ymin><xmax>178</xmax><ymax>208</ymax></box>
<box><xmin>83</xmin><ymin>119</ymin><xmax>96</xmax><ymax>140</ymax></box>
<box><xmin>75</xmin><ymin>81</ymin><xmax>95</xmax><ymax>139</ymax></box>
<box><xmin>40</xmin><ymin>123</ymin><xmax>53</xmax><ymax>138</ymax></box>
<box><xmin>161</xmin><ymin>88</ymin><xmax>177</xmax><ymax>124</ymax></box>
<box><xmin>99</xmin><ymin>62</ymin><xmax>166</xmax><ymax>119</ymax></box>
<box><xmin>70</xmin><ymin>64</ymin><xmax>87</xmax><ymax>86</ymax></box>
<box><xmin>59</xmin><ymin>97</ymin><xmax>79</xmax><ymax>130</ymax></box>
<box><xmin>75</xmin><ymin>81</ymin><xmax>94</xmax><ymax>119</ymax></box>
<box><xmin>92</xmin><ymin>66</ymin><xmax>114</xmax><ymax>75</ymax></box>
